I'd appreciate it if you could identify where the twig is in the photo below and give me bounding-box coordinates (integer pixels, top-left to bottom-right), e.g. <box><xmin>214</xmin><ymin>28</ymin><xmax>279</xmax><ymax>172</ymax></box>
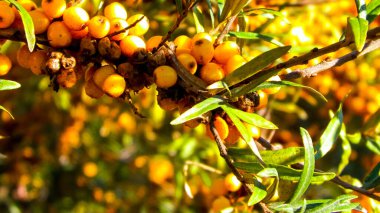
<box><xmin>183</xmin><ymin>160</ymin><xmax>223</xmax><ymax>175</ymax></box>
<box><xmin>257</xmin><ymin>136</ymin><xmax>274</xmax><ymax>150</ymax></box>
<box><xmin>331</xmin><ymin>176</ymin><xmax>380</xmax><ymax>201</ymax></box>
<box><xmin>156</xmin><ymin>0</ymin><xmax>200</xmax><ymax>51</ymax></box>
<box><xmin>281</xmin><ymin>37</ymin><xmax>380</xmax><ymax>80</ymax></box>
<box><xmin>214</xmin><ymin>15</ymin><xmax>237</xmax><ymax>47</ymax></box>
<box><xmin>107</xmin><ymin>15</ymin><xmax>146</xmax><ymax>38</ymax></box>
<box><xmin>120</xmin><ymin>90</ymin><xmax>146</xmax><ymax>118</ymax></box>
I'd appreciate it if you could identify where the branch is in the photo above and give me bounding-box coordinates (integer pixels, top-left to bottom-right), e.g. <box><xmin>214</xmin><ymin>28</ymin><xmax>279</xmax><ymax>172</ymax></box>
<box><xmin>213</xmin><ymin>15</ymin><xmax>237</xmax><ymax>47</ymax></box>
<box><xmin>282</xmin><ymin>37</ymin><xmax>380</xmax><ymax>80</ymax></box>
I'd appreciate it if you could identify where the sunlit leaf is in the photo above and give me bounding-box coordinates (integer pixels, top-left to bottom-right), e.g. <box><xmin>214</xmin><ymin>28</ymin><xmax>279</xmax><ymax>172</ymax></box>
<box><xmin>365</xmin><ymin>137</ymin><xmax>380</xmax><ymax>154</ymax></box>
<box><xmin>0</xmin><ymin>105</ymin><xmax>14</xmax><ymax>120</ymax></box>
<box><xmin>229</xmin><ymin>31</ymin><xmax>284</xmax><ymax>46</ymax></box>
<box><xmin>0</xmin><ymin>79</ymin><xmax>21</xmax><ymax>91</ymax></box>
<box><xmin>305</xmin><ymin>194</ymin><xmax>358</xmax><ymax>213</ymax></box>
<box><xmin>234</xmin><ymin>162</ymin><xmax>335</xmax><ymax>183</ymax></box>
<box><xmin>220</xmin><ymin>0</ymin><xmax>250</xmax><ymax>22</ymax></box>
<box><xmin>367</xmin><ymin>0</ymin><xmax>380</xmax><ymax>23</ymax></box>
<box><xmin>6</xmin><ymin>0</ymin><xmax>35</xmax><ymax>51</ymax></box>
<box><xmin>337</xmin><ymin>124</ymin><xmax>351</xmax><ymax>175</ymax></box>
<box><xmin>248</xmin><ymin>179</ymin><xmax>267</xmax><ymax>206</ymax></box>
<box><xmin>315</xmin><ymin>104</ymin><xmax>343</xmax><ymax>160</ymax></box>
<box><xmin>224</xmin><ymin>105</ymin><xmax>277</xmax><ymax>129</ymax></box>
<box><xmin>347</xmin><ymin>17</ymin><xmax>368</xmax><ymax>51</ymax></box>
<box><xmin>170</xmin><ymin>96</ymin><xmax>225</xmax><ymax>125</ymax></box>
<box><xmin>253</xmin><ymin>80</ymin><xmax>327</xmax><ymax>102</ymax></box>
<box><xmin>192</xmin><ymin>6</ymin><xmax>204</xmax><ymax>33</ymax></box>
<box><xmin>288</xmin><ymin>128</ymin><xmax>314</xmax><ymax>203</ymax></box>
<box><xmin>269</xmin><ymin>199</ymin><xmax>332</xmax><ymax>212</ymax></box>
<box><xmin>184</xmin><ymin>181</ymin><xmax>193</xmax><ymax>199</ymax></box>
<box><xmin>229</xmin><ymin>147</ymin><xmax>305</xmax><ymax>165</ymax></box>
<box><xmin>362</xmin><ymin>108</ymin><xmax>380</xmax><ymax>133</ymax></box>
<box><xmin>243</xmin><ymin>8</ymin><xmax>290</xmax><ymax>23</ymax></box>
<box><xmin>362</xmin><ymin>162</ymin><xmax>380</xmax><ymax>189</ymax></box>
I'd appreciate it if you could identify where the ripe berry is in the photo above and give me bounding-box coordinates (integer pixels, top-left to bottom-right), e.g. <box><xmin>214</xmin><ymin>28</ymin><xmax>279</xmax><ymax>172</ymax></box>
<box><xmin>120</xmin><ymin>35</ymin><xmax>146</xmax><ymax>57</ymax></box>
<box><xmin>191</xmin><ymin>32</ymin><xmax>213</xmax><ymax>48</ymax></box>
<box><xmin>174</xmin><ymin>35</ymin><xmax>192</xmax><ymax>55</ymax></box>
<box><xmin>104</xmin><ymin>2</ymin><xmax>127</xmax><ymax>20</ymax></box>
<box><xmin>70</xmin><ymin>27</ymin><xmax>89</xmax><ymax>39</ymax></box>
<box><xmin>47</xmin><ymin>21</ymin><xmax>72</xmax><ymax>48</ymax></box>
<box><xmin>214</xmin><ymin>41</ymin><xmax>240</xmax><ymax>64</ymax></box>
<box><xmin>29</xmin><ymin>50</ymin><xmax>48</xmax><ymax>75</ymax></box>
<box><xmin>29</xmin><ymin>10</ymin><xmax>50</xmax><ymax>34</ymax></box>
<box><xmin>93</xmin><ymin>65</ymin><xmax>116</xmax><ymax>88</ymax></box>
<box><xmin>0</xmin><ymin>54</ymin><xmax>12</xmax><ymax>76</ymax></box>
<box><xmin>200</xmin><ymin>62</ymin><xmax>225</xmax><ymax>85</ymax></box>
<box><xmin>16</xmin><ymin>44</ymin><xmax>32</xmax><ymax>69</ymax></box>
<box><xmin>224</xmin><ymin>173</ymin><xmax>242</xmax><ymax>192</ymax></box>
<box><xmin>263</xmin><ymin>75</ymin><xmax>282</xmax><ymax>94</ymax></box>
<box><xmin>127</xmin><ymin>14</ymin><xmax>149</xmax><ymax>36</ymax></box>
<box><xmin>191</xmin><ymin>39</ymin><xmax>214</xmax><ymax>65</ymax></box>
<box><xmin>153</xmin><ymin>65</ymin><xmax>178</xmax><ymax>88</ymax></box>
<box><xmin>177</xmin><ymin>53</ymin><xmax>197</xmax><ymax>75</ymax></box>
<box><xmin>88</xmin><ymin>15</ymin><xmax>111</xmax><ymax>39</ymax></box>
<box><xmin>224</xmin><ymin>54</ymin><xmax>246</xmax><ymax>76</ymax></box>
<box><xmin>108</xmin><ymin>19</ymin><xmax>129</xmax><ymax>41</ymax></box>
<box><xmin>225</xmin><ymin>125</ymin><xmax>241</xmax><ymax>145</ymax></box>
<box><xmin>63</xmin><ymin>6</ymin><xmax>89</xmax><ymax>31</ymax></box>
<box><xmin>206</xmin><ymin>115</ymin><xmax>229</xmax><ymax>140</ymax></box>
<box><xmin>146</xmin><ymin>36</ymin><xmax>163</xmax><ymax>52</ymax></box>
<box><xmin>84</xmin><ymin>78</ymin><xmax>104</xmax><ymax>99</ymax></box>
<box><xmin>102</xmin><ymin>73</ymin><xmax>126</xmax><ymax>98</ymax></box>
<box><xmin>41</xmin><ymin>0</ymin><xmax>66</xmax><ymax>19</ymax></box>
<box><xmin>0</xmin><ymin>2</ymin><xmax>15</xmax><ymax>29</ymax></box>
<box><xmin>244</xmin><ymin>123</ymin><xmax>261</xmax><ymax>140</ymax></box>
<box><xmin>255</xmin><ymin>90</ymin><xmax>268</xmax><ymax>110</ymax></box>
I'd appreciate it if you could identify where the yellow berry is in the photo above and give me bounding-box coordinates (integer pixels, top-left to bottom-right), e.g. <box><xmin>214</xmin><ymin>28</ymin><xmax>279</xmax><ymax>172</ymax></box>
<box><xmin>177</xmin><ymin>53</ymin><xmax>197</xmax><ymax>75</ymax></box>
<box><xmin>120</xmin><ymin>35</ymin><xmax>146</xmax><ymax>57</ymax></box>
<box><xmin>200</xmin><ymin>62</ymin><xmax>225</xmax><ymax>85</ymax></box>
<box><xmin>93</xmin><ymin>65</ymin><xmax>116</xmax><ymax>88</ymax></box>
<box><xmin>206</xmin><ymin>115</ymin><xmax>229</xmax><ymax>140</ymax></box>
<box><xmin>108</xmin><ymin>18</ymin><xmax>128</xmax><ymax>41</ymax></box>
<box><xmin>191</xmin><ymin>32</ymin><xmax>212</xmax><ymax>48</ymax></box>
<box><xmin>63</xmin><ymin>6</ymin><xmax>89</xmax><ymax>31</ymax></box>
<box><xmin>47</xmin><ymin>21</ymin><xmax>72</xmax><ymax>48</ymax></box>
<box><xmin>174</xmin><ymin>35</ymin><xmax>192</xmax><ymax>55</ymax></box>
<box><xmin>127</xmin><ymin>14</ymin><xmax>149</xmax><ymax>36</ymax></box>
<box><xmin>224</xmin><ymin>54</ymin><xmax>246</xmax><ymax>76</ymax></box>
<box><xmin>0</xmin><ymin>2</ymin><xmax>15</xmax><ymax>29</ymax></box>
<box><xmin>146</xmin><ymin>35</ymin><xmax>163</xmax><ymax>52</ymax></box>
<box><xmin>29</xmin><ymin>50</ymin><xmax>48</xmax><ymax>75</ymax></box>
<box><xmin>224</xmin><ymin>173</ymin><xmax>242</xmax><ymax>192</ymax></box>
<box><xmin>83</xmin><ymin>162</ymin><xmax>98</xmax><ymax>178</ymax></box>
<box><xmin>214</xmin><ymin>41</ymin><xmax>240</xmax><ymax>64</ymax></box>
<box><xmin>102</xmin><ymin>73</ymin><xmax>126</xmax><ymax>98</ymax></box>
<box><xmin>29</xmin><ymin>10</ymin><xmax>50</xmax><ymax>34</ymax></box>
<box><xmin>0</xmin><ymin>54</ymin><xmax>12</xmax><ymax>76</ymax></box>
<box><xmin>41</xmin><ymin>0</ymin><xmax>66</xmax><ymax>19</ymax></box>
<box><xmin>88</xmin><ymin>15</ymin><xmax>110</xmax><ymax>39</ymax></box>
<box><xmin>104</xmin><ymin>2</ymin><xmax>127</xmax><ymax>20</ymax></box>
<box><xmin>191</xmin><ymin>39</ymin><xmax>214</xmax><ymax>65</ymax></box>
<box><xmin>153</xmin><ymin>65</ymin><xmax>178</xmax><ymax>88</ymax></box>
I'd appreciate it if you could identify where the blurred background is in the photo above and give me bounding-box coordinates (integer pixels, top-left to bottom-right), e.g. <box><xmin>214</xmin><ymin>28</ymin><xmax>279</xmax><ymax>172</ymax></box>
<box><xmin>0</xmin><ymin>0</ymin><xmax>379</xmax><ymax>212</ymax></box>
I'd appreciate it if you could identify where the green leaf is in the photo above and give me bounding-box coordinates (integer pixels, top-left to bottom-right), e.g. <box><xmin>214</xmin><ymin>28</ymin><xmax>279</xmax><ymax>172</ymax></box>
<box><xmin>0</xmin><ymin>105</ymin><xmax>14</xmax><ymax>120</ymax></box>
<box><xmin>315</xmin><ymin>104</ymin><xmax>343</xmax><ymax>160</ymax></box>
<box><xmin>337</xmin><ymin>124</ymin><xmax>351</xmax><ymax>175</ymax></box>
<box><xmin>365</xmin><ymin>137</ymin><xmax>380</xmax><ymax>154</ymax></box>
<box><xmin>288</xmin><ymin>128</ymin><xmax>315</xmax><ymax>203</ymax></box>
<box><xmin>0</xmin><ymin>79</ymin><xmax>21</xmax><ymax>91</ymax></box>
<box><xmin>5</xmin><ymin>0</ymin><xmax>35</xmax><ymax>51</ymax></box>
<box><xmin>362</xmin><ymin>108</ymin><xmax>380</xmax><ymax>133</ymax></box>
<box><xmin>362</xmin><ymin>162</ymin><xmax>380</xmax><ymax>189</ymax></box>
<box><xmin>234</xmin><ymin>162</ymin><xmax>335</xmax><ymax>183</ymax></box>
<box><xmin>192</xmin><ymin>7</ymin><xmax>204</xmax><ymax>33</ymax></box>
<box><xmin>243</xmin><ymin>8</ymin><xmax>290</xmax><ymax>23</ymax></box>
<box><xmin>347</xmin><ymin>17</ymin><xmax>369</xmax><ymax>51</ymax></box>
<box><xmin>269</xmin><ymin>199</ymin><xmax>332</xmax><ymax>212</ymax></box>
<box><xmin>224</xmin><ymin>46</ymin><xmax>290</xmax><ymax>88</ymax></box>
<box><xmin>305</xmin><ymin>195</ymin><xmax>358</xmax><ymax>213</ymax></box>
<box><xmin>205</xmin><ymin>0</ymin><xmax>215</xmax><ymax>28</ymax></box>
<box><xmin>355</xmin><ymin>0</ymin><xmax>367</xmax><ymax>19</ymax></box>
<box><xmin>229</xmin><ymin>147</ymin><xmax>305</xmax><ymax>165</ymax></box>
<box><xmin>253</xmin><ymin>81</ymin><xmax>327</xmax><ymax>102</ymax></box>
<box><xmin>175</xmin><ymin>0</ymin><xmax>182</xmax><ymax>13</ymax></box>
<box><xmin>220</xmin><ymin>0</ymin><xmax>250</xmax><ymax>22</ymax></box>
<box><xmin>170</xmin><ymin>96</ymin><xmax>225</xmax><ymax>125</ymax></box>
<box><xmin>367</xmin><ymin>0</ymin><xmax>380</xmax><ymax>23</ymax></box>
<box><xmin>271</xmin><ymin>101</ymin><xmax>308</xmax><ymax>120</ymax></box>
<box><xmin>224</xmin><ymin>105</ymin><xmax>278</xmax><ymax>129</ymax></box>
<box><xmin>248</xmin><ymin>179</ymin><xmax>267</xmax><ymax>206</ymax></box>
<box><xmin>229</xmin><ymin>31</ymin><xmax>284</xmax><ymax>46</ymax></box>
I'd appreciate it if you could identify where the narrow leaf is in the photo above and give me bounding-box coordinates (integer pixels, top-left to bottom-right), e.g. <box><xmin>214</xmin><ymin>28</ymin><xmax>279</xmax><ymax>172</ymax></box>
<box><xmin>365</xmin><ymin>137</ymin><xmax>380</xmax><ymax>154</ymax></box>
<box><xmin>0</xmin><ymin>105</ymin><xmax>14</xmax><ymax>120</ymax></box>
<box><xmin>337</xmin><ymin>124</ymin><xmax>351</xmax><ymax>175</ymax></box>
<box><xmin>229</xmin><ymin>147</ymin><xmax>305</xmax><ymax>165</ymax></box>
<box><xmin>225</xmin><ymin>105</ymin><xmax>278</xmax><ymax>129</ymax></box>
<box><xmin>0</xmin><ymin>79</ymin><xmax>21</xmax><ymax>91</ymax></box>
<box><xmin>224</xmin><ymin>46</ymin><xmax>290</xmax><ymax>87</ymax></box>
<box><xmin>361</xmin><ymin>108</ymin><xmax>380</xmax><ymax>132</ymax></box>
<box><xmin>248</xmin><ymin>179</ymin><xmax>267</xmax><ymax>206</ymax></box>
<box><xmin>220</xmin><ymin>0</ymin><xmax>250</xmax><ymax>22</ymax></box>
<box><xmin>305</xmin><ymin>195</ymin><xmax>358</xmax><ymax>213</ymax></box>
<box><xmin>315</xmin><ymin>105</ymin><xmax>343</xmax><ymax>160</ymax></box>
<box><xmin>229</xmin><ymin>31</ymin><xmax>284</xmax><ymax>46</ymax></box>
<box><xmin>367</xmin><ymin>0</ymin><xmax>380</xmax><ymax>23</ymax></box>
<box><xmin>192</xmin><ymin>7</ymin><xmax>204</xmax><ymax>33</ymax></box>
<box><xmin>288</xmin><ymin>128</ymin><xmax>315</xmax><ymax>203</ymax></box>
<box><xmin>6</xmin><ymin>0</ymin><xmax>35</xmax><ymax>51</ymax></box>
<box><xmin>234</xmin><ymin>162</ymin><xmax>335</xmax><ymax>183</ymax></box>
<box><xmin>205</xmin><ymin>0</ymin><xmax>215</xmax><ymax>28</ymax></box>
<box><xmin>362</xmin><ymin>162</ymin><xmax>380</xmax><ymax>189</ymax></box>
<box><xmin>170</xmin><ymin>96</ymin><xmax>224</xmax><ymax>125</ymax></box>
<box><xmin>347</xmin><ymin>17</ymin><xmax>369</xmax><ymax>51</ymax></box>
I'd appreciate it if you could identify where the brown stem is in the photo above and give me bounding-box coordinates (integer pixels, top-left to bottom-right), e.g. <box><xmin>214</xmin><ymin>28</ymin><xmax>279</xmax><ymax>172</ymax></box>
<box><xmin>331</xmin><ymin>176</ymin><xmax>380</xmax><ymax>201</ymax></box>
<box><xmin>214</xmin><ymin>15</ymin><xmax>237</xmax><ymax>47</ymax></box>
<box><xmin>107</xmin><ymin>15</ymin><xmax>146</xmax><ymax>38</ymax></box>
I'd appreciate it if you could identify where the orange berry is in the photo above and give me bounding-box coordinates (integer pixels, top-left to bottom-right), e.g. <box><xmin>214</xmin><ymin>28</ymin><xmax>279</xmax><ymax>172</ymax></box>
<box><xmin>104</xmin><ymin>2</ymin><xmax>127</xmax><ymax>20</ymax></box>
<box><xmin>174</xmin><ymin>35</ymin><xmax>192</xmax><ymax>55</ymax></box>
<box><xmin>153</xmin><ymin>65</ymin><xmax>178</xmax><ymax>88</ymax></box>
<box><xmin>200</xmin><ymin>62</ymin><xmax>225</xmax><ymax>85</ymax></box>
<box><xmin>191</xmin><ymin>32</ymin><xmax>213</xmax><ymax>47</ymax></box>
<box><xmin>88</xmin><ymin>15</ymin><xmax>110</xmax><ymax>39</ymax></box>
<box><xmin>146</xmin><ymin>35</ymin><xmax>162</xmax><ymax>52</ymax></box>
<box><xmin>120</xmin><ymin>35</ymin><xmax>146</xmax><ymax>57</ymax></box>
<box><xmin>102</xmin><ymin>73</ymin><xmax>126</xmax><ymax>98</ymax></box>
<box><xmin>63</xmin><ymin>6</ymin><xmax>89</xmax><ymax>31</ymax></box>
<box><xmin>84</xmin><ymin>78</ymin><xmax>104</xmax><ymax>99</ymax></box>
<box><xmin>41</xmin><ymin>0</ymin><xmax>66</xmax><ymax>19</ymax></box>
<box><xmin>157</xmin><ymin>97</ymin><xmax>178</xmax><ymax>111</ymax></box>
<box><xmin>47</xmin><ymin>21</ymin><xmax>72</xmax><ymax>48</ymax></box>
<box><xmin>0</xmin><ymin>54</ymin><xmax>12</xmax><ymax>76</ymax></box>
<box><xmin>0</xmin><ymin>2</ymin><xmax>15</xmax><ymax>29</ymax></box>
<box><xmin>70</xmin><ymin>26</ymin><xmax>89</xmax><ymax>39</ymax></box>
<box><xmin>29</xmin><ymin>10</ymin><xmax>50</xmax><ymax>34</ymax></box>
<box><xmin>255</xmin><ymin>90</ymin><xmax>268</xmax><ymax>110</ymax></box>
<box><xmin>214</xmin><ymin>41</ymin><xmax>240</xmax><ymax>64</ymax></box>
<box><xmin>16</xmin><ymin>44</ymin><xmax>32</xmax><ymax>68</ymax></box>
<box><xmin>191</xmin><ymin>39</ymin><xmax>214</xmax><ymax>65</ymax></box>
<box><xmin>93</xmin><ymin>65</ymin><xmax>116</xmax><ymax>88</ymax></box>
<box><xmin>83</xmin><ymin>162</ymin><xmax>98</xmax><ymax>178</ymax></box>
<box><xmin>224</xmin><ymin>173</ymin><xmax>242</xmax><ymax>192</ymax></box>
<box><xmin>177</xmin><ymin>53</ymin><xmax>197</xmax><ymax>75</ymax></box>
<box><xmin>108</xmin><ymin>19</ymin><xmax>128</xmax><ymax>41</ymax></box>
<box><xmin>225</xmin><ymin>125</ymin><xmax>241</xmax><ymax>145</ymax></box>
<box><xmin>224</xmin><ymin>54</ymin><xmax>246</xmax><ymax>75</ymax></box>
<box><xmin>29</xmin><ymin>50</ymin><xmax>48</xmax><ymax>75</ymax></box>
<box><xmin>206</xmin><ymin>115</ymin><xmax>229</xmax><ymax>140</ymax></box>
<box><xmin>263</xmin><ymin>75</ymin><xmax>282</xmax><ymax>94</ymax></box>
<box><xmin>211</xmin><ymin>197</ymin><xmax>230</xmax><ymax>212</ymax></box>
<box><xmin>127</xmin><ymin>14</ymin><xmax>149</xmax><ymax>36</ymax></box>
<box><xmin>244</xmin><ymin>123</ymin><xmax>261</xmax><ymax>140</ymax></box>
